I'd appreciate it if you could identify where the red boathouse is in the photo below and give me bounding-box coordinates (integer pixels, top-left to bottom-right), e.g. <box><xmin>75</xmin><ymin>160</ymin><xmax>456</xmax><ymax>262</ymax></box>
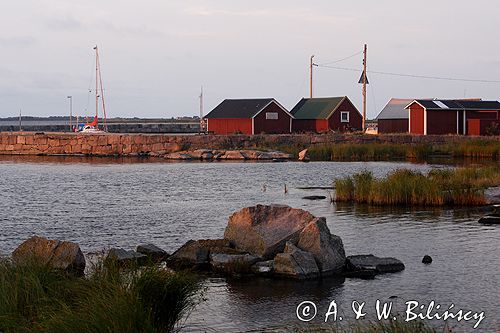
<box><xmin>204</xmin><ymin>98</ymin><xmax>293</xmax><ymax>135</ymax></box>
<box><xmin>290</xmin><ymin>96</ymin><xmax>362</xmax><ymax>133</ymax></box>
<box><xmin>406</xmin><ymin>99</ymin><xmax>500</xmax><ymax>135</ymax></box>
<box><xmin>376</xmin><ymin>98</ymin><xmax>413</xmax><ymax>133</ymax></box>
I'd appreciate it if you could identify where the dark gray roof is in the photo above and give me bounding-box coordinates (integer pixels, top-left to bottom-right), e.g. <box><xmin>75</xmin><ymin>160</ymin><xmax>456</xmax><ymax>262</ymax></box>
<box><xmin>412</xmin><ymin>99</ymin><xmax>500</xmax><ymax>110</ymax></box>
<box><xmin>205</xmin><ymin>99</ymin><xmax>276</xmax><ymax>119</ymax></box>
<box><xmin>376</xmin><ymin>98</ymin><xmax>413</xmax><ymax>120</ymax></box>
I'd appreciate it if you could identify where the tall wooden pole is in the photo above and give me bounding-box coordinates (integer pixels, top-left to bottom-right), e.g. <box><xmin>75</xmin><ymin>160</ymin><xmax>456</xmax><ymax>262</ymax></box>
<box><xmin>199</xmin><ymin>86</ymin><xmax>204</xmax><ymax>133</ymax></box>
<box><xmin>309</xmin><ymin>55</ymin><xmax>315</xmax><ymax>98</ymax></box>
<box><xmin>362</xmin><ymin>44</ymin><xmax>367</xmax><ymax>132</ymax></box>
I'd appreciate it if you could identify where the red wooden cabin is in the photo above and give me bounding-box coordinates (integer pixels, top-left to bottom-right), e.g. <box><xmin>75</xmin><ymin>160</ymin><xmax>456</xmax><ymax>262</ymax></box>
<box><xmin>376</xmin><ymin>98</ymin><xmax>413</xmax><ymax>133</ymax></box>
<box><xmin>204</xmin><ymin>99</ymin><xmax>293</xmax><ymax>135</ymax></box>
<box><xmin>406</xmin><ymin>99</ymin><xmax>500</xmax><ymax>135</ymax></box>
<box><xmin>290</xmin><ymin>96</ymin><xmax>362</xmax><ymax>133</ymax></box>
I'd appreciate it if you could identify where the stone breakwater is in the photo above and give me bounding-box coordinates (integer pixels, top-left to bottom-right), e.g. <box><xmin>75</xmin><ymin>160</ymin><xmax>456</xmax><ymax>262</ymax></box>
<box><xmin>0</xmin><ymin>132</ymin><xmax>498</xmax><ymax>157</ymax></box>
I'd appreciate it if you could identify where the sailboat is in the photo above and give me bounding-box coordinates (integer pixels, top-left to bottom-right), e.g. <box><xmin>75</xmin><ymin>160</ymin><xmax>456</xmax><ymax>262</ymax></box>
<box><xmin>80</xmin><ymin>46</ymin><xmax>108</xmax><ymax>133</ymax></box>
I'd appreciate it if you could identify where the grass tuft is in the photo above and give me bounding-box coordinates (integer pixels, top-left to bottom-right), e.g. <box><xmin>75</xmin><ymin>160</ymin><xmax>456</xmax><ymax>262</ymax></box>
<box><xmin>334</xmin><ymin>166</ymin><xmax>500</xmax><ymax>206</ymax></box>
<box><xmin>0</xmin><ymin>257</ymin><xmax>201</xmax><ymax>333</ymax></box>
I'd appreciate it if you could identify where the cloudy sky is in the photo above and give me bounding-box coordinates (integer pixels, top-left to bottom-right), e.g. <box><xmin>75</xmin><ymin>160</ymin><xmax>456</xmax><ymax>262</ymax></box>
<box><xmin>1</xmin><ymin>0</ymin><xmax>500</xmax><ymax>119</ymax></box>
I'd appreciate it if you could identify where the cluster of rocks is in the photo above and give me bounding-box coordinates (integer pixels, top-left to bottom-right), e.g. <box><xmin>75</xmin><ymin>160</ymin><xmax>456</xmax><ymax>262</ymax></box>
<box><xmin>9</xmin><ymin>205</ymin><xmax>406</xmax><ymax>281</ymax></box>
<box><xmin>165</xmin><ymin>204</ymin><xmax>405</xmax><ymax>280</ymax></box>
<box><xmin>163</xmin><ymin>149</ymin><xmax>293</xmax><ymax>161</ymax></box>
<box><xmin>106</xmin><ymin>244</ymin><xmax>170</xmax><ymax>265</ymax></box>
<box><xmin>10</xmin><ymin>236</ymin><xmax>171</xmax><ymax>276</ymax></box>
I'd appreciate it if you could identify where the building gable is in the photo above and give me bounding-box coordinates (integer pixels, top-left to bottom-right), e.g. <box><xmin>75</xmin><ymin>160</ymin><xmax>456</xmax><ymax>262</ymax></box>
<box><xmin>290</xmin><ymin>97</ymin><xmax>346</xmax><ymax>120</ymax></box>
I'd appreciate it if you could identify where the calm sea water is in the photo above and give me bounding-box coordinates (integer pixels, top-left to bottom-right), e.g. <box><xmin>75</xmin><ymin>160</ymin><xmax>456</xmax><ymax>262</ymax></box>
<box><xmin>0</xmin><ymin>156</ymin><xmax>498</xmax><ymax>332</ymax></box>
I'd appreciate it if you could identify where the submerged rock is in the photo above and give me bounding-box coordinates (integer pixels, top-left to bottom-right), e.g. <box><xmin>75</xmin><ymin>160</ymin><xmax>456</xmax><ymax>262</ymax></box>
<box><xmin>422</xmin><ymin>255</ymin><xmax>433</xmax><ymax>264</ymax></box>
<box><xmin>223</xmin><ymin>204</ymin><xmax>316</xmax><ymax>259</ymax></box>
<box><xmin>297</xmin><ymin>217</ymin><xmax>346</xmax><ymax>275</ymax></box>
<box><xmin>478</xmin><ymin>215</ymin><xmax>500</xmax><ymax>224</ymax></box>
<box><xmin>12</xmin><ymin>236</ymin><xmax>86</xmax><ymax>275</ymax></box>
<box><xmin>274</xmin><ymin>242</ymin><xmax>319</xmax><ymax>279</ymax></box>
<box><xmin>343</xmin><ymin>269</ymin><xmax>377</xmax><ymax>279</ymax></box>
<box><xmin>302</xmin><ymin>195</ymin><xmax>327</xmax><ymax>200</ymax></box>
<box><xmin>136</xmin><ymin>244</ymin><xmax>169</xmax><ymax>262</ymax></box>
<box><xmin>346</xmin><ymin>255</ymin><xmax>405</xmax><ymax>274</ymax></box>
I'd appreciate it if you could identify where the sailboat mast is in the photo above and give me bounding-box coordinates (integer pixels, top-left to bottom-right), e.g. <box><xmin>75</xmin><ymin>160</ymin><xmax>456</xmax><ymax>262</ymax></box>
<box><xmin>95</xmin><ymin>46</ymin><xmax>99</xmax><ymax>123</ymax></box>
<box><xmin>96</xmin><ymin>48</ymin><xmax>108</xmax><ymax>132</ymax></box>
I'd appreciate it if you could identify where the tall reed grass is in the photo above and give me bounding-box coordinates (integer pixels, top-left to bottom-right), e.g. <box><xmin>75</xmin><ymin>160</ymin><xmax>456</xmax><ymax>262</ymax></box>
<box><xmin>0</xmin><ymin>257</ymin><xmax>200</xmax><ymax>333</ymax></box>
<box><xmin>334</xmin><ymin>167</ymin><xmax>500</xmax><ymax>206</ymax></box>
<box><xmin>307</xmin><ymin>141</ymin><xmax>500</xmax><ymax>161</ymax></box>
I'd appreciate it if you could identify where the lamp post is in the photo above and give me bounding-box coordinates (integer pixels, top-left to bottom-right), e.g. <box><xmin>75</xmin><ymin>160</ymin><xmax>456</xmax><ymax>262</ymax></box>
<box><xmin>67</xmin><ymin>96</ymin><xmax>72</xmax><ymax>132</ymax></box>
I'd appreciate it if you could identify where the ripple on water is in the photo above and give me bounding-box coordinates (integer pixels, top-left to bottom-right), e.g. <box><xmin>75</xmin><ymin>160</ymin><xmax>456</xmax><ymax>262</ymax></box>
<box><xmin>0</xmin><ymin>157</ymin><xmax>498</xmax><ymax>332</ymax></box>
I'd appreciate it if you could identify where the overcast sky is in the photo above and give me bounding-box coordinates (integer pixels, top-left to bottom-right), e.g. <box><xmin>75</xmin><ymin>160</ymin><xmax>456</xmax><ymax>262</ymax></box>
<box><xmin>1</xmin><ymin>0</ymin><xmax>500</xmax><ymax>119</ymax></box>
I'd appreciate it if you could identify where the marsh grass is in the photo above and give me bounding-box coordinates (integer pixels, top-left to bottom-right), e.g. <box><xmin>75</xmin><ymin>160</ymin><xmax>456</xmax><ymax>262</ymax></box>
<box><xmin>309</xmin><ymin>143</ymin><xmax>413</xmax><ymax>161</ymax></box>
<box><xmin>306</xmin><ymin>141</ymin><xmax>500</xmax><ymax>161</ymax></box>
<box><xmin>449</xmin><ymin>140</ymin><xmax>500</xmax><ymax>159</ymax></box>
<box><xmin>0</xmin><ymin>257</ymin><xmax>201</xmax><ymax>333</ymax></box>
<box><xmin>334</xmin><ymin>167</ymin><xmax>500</xmax><ymax>206</ymax></box>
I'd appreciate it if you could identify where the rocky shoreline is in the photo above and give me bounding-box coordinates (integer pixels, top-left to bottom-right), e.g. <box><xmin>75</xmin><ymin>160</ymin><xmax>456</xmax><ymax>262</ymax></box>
<box><xmin>161</xmin><ymin>149</ymin><xmax>293</xmax><ymax>160</ymax></box>
<box><xmin>9</xmin><ymin>205</ymin><xmax>405</xmax><ymax>281</ymax></box>
<box><xmin>1</xmin><ymin>131</ymin><xmax>498</xmax><ymax>158</ymax></box>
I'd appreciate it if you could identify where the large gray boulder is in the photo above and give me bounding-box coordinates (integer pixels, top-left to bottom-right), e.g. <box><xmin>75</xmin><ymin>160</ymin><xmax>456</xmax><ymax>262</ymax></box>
<box><xmin>166</xmin><ymin>240</ymin><xmax>210</xmax><ymax>270</ymax></box>
<box><xmin>136</xmin><ymin>244</ymin><xmax>169</xmax><ymax>262</ymax></box>
<box><xmin>224</xmin><ymin>205</ymin><xmax>316</xmax><ymax>259</ymax></box>
<box><xmin>297</xmin><ymin>218</ymin><xmax>346</xmax><ymax>275</ymax></box>
<box><xmin>12</xmin><ymin>236</ymin><xmax>85</xmax><ymax>275</ymax></box>
<box><xmin>273</xmin><ymin>242</ymin><xmax>319</xmax><ymax>279</ymax></box>
<box><xmin>346</xmin><ymin>255</ymin><xmax>405</xmax><ymax>274</ymax></box>
<box><xmin>106</xmin><ymin>248</ymin><xmax>148</xmax><ymax>266</ymax></box>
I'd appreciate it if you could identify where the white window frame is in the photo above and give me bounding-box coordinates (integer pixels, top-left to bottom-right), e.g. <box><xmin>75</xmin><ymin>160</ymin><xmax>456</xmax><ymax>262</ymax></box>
<box><xmin>265</xmin><ymin>112</ymin><xmax>278</xmax><ymax>120</ymax></box>
<box><xmin>340</xmin><ymin>111</ymin><xmax>349</xmax><ymax>123</ymax></box>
